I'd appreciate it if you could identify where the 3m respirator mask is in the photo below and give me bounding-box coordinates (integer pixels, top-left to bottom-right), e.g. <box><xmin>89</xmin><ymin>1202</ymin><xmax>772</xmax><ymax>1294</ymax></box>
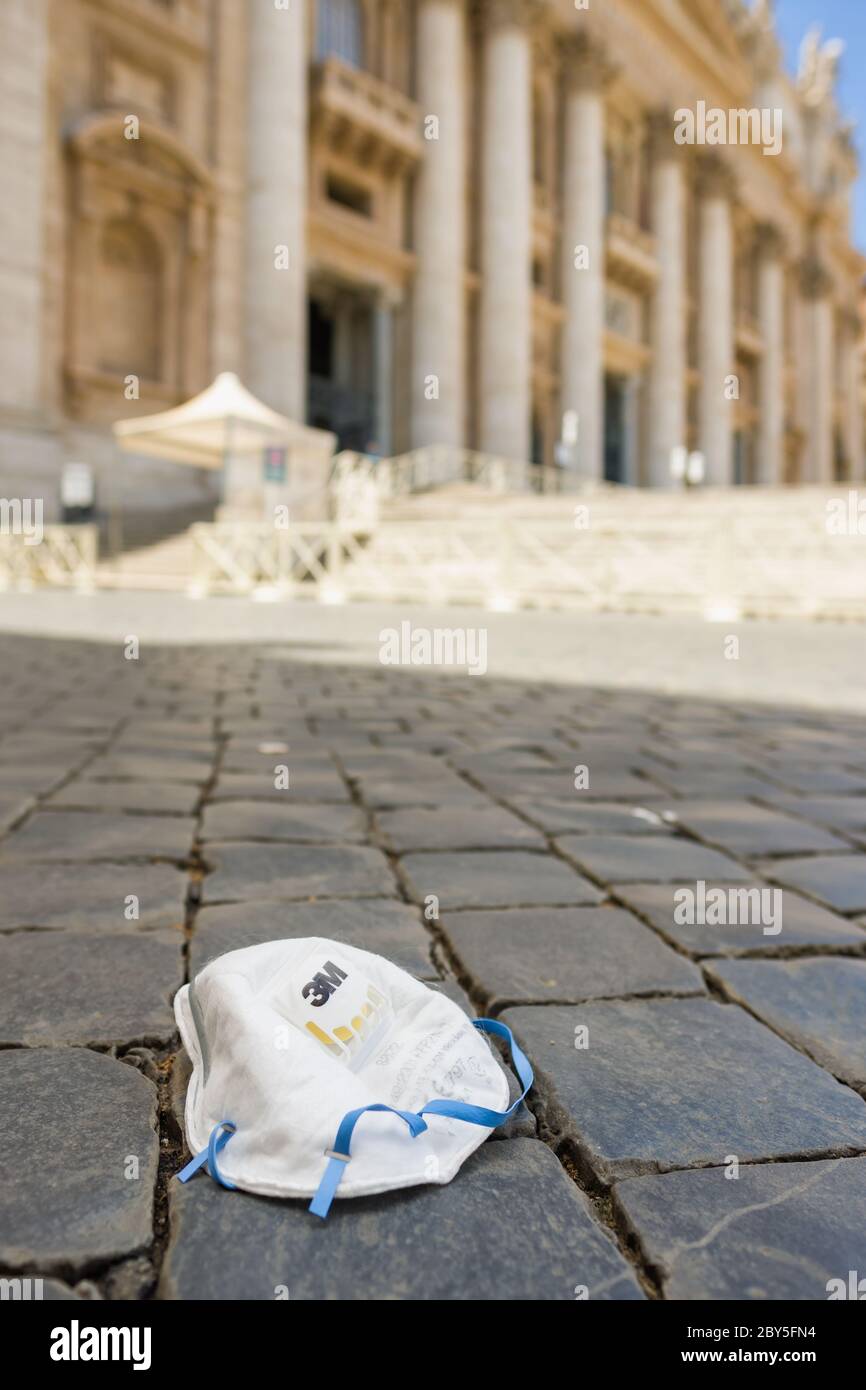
<box><xmin>174</xmin><ymin>937</ymin><xmax>533</xmax><ymax>1217</ymax></box>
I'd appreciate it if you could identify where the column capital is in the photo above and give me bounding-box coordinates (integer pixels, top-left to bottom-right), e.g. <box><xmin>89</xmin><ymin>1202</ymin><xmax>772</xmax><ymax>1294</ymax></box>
<box><xmin>799</xmin><ymin>255</ymin><xmax>833</xmax><ymax>299</ymax></box>
<box><xmin>839</xmin><ymin>305</ymin><xmax>862</xmax><ymax>337</ymax></box>
<box><xmin>647</xmin><ymin>109</ymin><xmax>691</xmax><ymax>163</ymax></box>
<box><xmin>754</xmin><ymin>220</ymin><xmax>787</xmax><ymax>261</ymax></box>
<box><xmin>695</xmin><ymin>152</ymin><xmax>737</xmax><ymax>200</ymax></box>
<box><xmin>561</xmin><ymin>31</ymin><xmax>618</xmax><ymax>92</ymax></box>
<box><xmin>480</xmin><ymin>0</ymin><xmax>541</xmax><ymax>33</ymax></box>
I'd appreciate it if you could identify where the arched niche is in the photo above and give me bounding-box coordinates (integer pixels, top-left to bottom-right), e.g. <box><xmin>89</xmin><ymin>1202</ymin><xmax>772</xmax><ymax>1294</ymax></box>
<box><xmin>64</xmin><ymin>112</ymin><xmax>214</xmax><ymax>422</ymax></box>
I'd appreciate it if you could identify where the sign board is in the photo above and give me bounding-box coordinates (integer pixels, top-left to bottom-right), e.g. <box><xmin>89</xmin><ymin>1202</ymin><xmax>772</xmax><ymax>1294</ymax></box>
<box><xmin>263</xmin><ymin>447</ymin><xmax>287</xmax><ymax>484</ymax></box>
<box><xmin>61</xmin><ymin>462</ymin><xmax>95</xmax><ymax>509</ymax></box>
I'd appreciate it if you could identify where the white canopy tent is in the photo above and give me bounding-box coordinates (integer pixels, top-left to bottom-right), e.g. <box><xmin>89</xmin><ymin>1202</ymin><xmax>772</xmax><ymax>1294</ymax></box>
<box><xmin>112</xmin><ymin>371</ymin><xmax>296</xmax><ymax>468</ymax></box>
<box><xmin>112</xmin><ymin>372</ymin><xmax>336</xmax><ymax>521</ymax></box>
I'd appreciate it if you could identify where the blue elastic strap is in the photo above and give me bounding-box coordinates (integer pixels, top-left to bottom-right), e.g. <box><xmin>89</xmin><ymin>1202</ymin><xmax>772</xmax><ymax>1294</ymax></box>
<box><xmin>176</xmin><ymin>1120</ymin><xmax>237</xmax><ymax>1189</ymax></box>
<box><xmin>309</xmin><ymin>1018</ymin><xmax>533</xmax><ymax>1219</ymax></box>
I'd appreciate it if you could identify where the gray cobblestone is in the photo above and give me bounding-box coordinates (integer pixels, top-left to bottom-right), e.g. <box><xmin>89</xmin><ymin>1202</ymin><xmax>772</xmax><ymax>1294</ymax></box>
<box><xmin>0</xmin><ymin>930</ymin><xmax>182</xmax><ymax>1046</ymax></box>
<box><xmin>201</xmin><ymin>800</ymin><xmax>367</xmax><ymax>844</ymax></box>
<box><xmin>502</xmin><ymin>999</ymin><xmax>866</xmax><ymax>1182</ymax></box>
<box><xmin>442</xmin><ymin>906</ymin><xmax>705</xmax><ymax>1006</ymax></box>
<box><xmin>201</xmin><ymin>841</ymin><xmax>397</xmax><ymax>904</ymax></box>
<box><xmin>611</xmin><ymin>881</ymin><xmax>866</xmax><ymax>955</ymax></box>
<box><xmin>556</xmin><ymin>833</ymin><xmax>751</xmax><ymax>884</ymax></box>
<box><xmin>0</xmin><ymin>860</ymin><xmax>188</xmax><ymax>932</ymax></box>
<box><xmin>398</xmin><ymin>849</ymin><xmax>604</xmax><ymax>909</ymax></box>
<box><xmin>615</xmin><ymin>1157</ymin><xmax>866</xmax><ymax>1300</ymax></box>
<box><xmin>0</xmin><ymin>1049</ymin><xmax>158</xmax><ymax>1273</ymax></box>
<box><xmin>707</xmin><ymin>958</ymin><xmax>866</xmax><ymax>1090</ymax></box>
<box><xmin>0</xmin><ymin>811</ymin><xmax>197</xmax><ymax>863</ymax></box>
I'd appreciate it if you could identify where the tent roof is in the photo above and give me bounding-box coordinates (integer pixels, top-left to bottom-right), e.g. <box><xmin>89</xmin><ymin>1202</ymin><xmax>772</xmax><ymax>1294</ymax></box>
<box><xmin>112</xmin><ymin>373</ymin><xmax>301</xmax><ymax>467</ymax></box>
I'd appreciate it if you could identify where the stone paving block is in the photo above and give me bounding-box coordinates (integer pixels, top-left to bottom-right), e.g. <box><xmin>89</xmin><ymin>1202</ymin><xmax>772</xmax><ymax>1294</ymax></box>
<box><xmin>0</xmin><ymin>860</ymin><xmax>188</xmax><ymax>932</ymax></box>
<box><xmin>612</xmin><ymin>881</ymin><xmax>866</xmax><ymax>955</ymax></box>
<box><xmin>756</xmin><ymin>854</ymin><xmax>866</xmax><ymax>914</ymax></box>
<box><xmin>0</xmin><ymin>810</ymin><xmax>196</xmax><ymax>862</ymax></box>
<box><xmin>0</xmin><ymin>930</ymin><xmax>182</xmax><ymax>1046</ymax></box>
<box><xmin>615</xmin><ymin>1156</ymin><xmax>866</xmax><ymax>1301</ymax></box>
<box><xmin>201</xmin><ymin>800</ymin><xmax>366</xmax><ymax>844</ymax></box>
<box><xmin>645</xmin><ymin>770</ymin><xmax>785</xmax><ymax>800</ymax></box>
<box><xmin>375</xmin><ymin>805</ymin><xmax>545</xmax><ymax>852</ymax></box>
<box><xmin>443</xmin><ymin>907</ymin><xmax>704</xmax><ymax>1007</ymax></box>
<box><xmin>399</xmin><ymin>850</ymin><xmax>604</xmax><ymax>910</ymax></box>
<box><xmin>662</xmin><ymin>800</ymin><xmax>849</xmax><ymax>857</ymax></box>
<box><xmin>508</xmin><ymin>799</ymin><xmax>674</xmax><ymax>837</ymax></box>
<box><xmin>0</xmin><ymin>1049</ymin><xmax>158</xmax><ymax>1273</ymax></box>
<box><xmin>501</xmin><ymin>998</ymin><xmax>866</xmax><ymax>1183</ymax></box>
<box><xmin>85</xmin><ymin>754</ymin><xmax>211</xmax><ymax>784</ymax></box>
<box><xmin>160</xmin><ymin>1139</ymin><xmax>643</xmax><ymax>1300</ymax></box>
<box><xmin>191</xmin><ymin>897</ymin><xmax>432</xmax><ymax>978</ymax></box>
<box><xmin>757</xmin><ymin>793</ymin><xmax>866</xmax><ymax>834</ymax></box>
<box><xmin>557</xmin><ymin>833</ymin><xmax>750</xmax><ymax>884</ymax></box>
<box><xmin>201</xmin><ymin>841</ymin><xmax>396</xmax><ymax>904</ymax></box>
<box><xmin>221</xmin><ymin>749</ymin><xmax>335</xmax><ymax>776</ymax></box>
<box><xmin>48</xmin><ymin>780</ymin><xmax>200</xmax><ymax>815</ymax></box>
<box><xmin>0</xmin><ymin>764</ymin><xmax>74</xmax><ymax>796</ymax></box>
<box><xmin>707</xmin><ymin>958</ymin><xmax>866</xmax><ymax>1089</ymax></box>
<box><xmin>211</xmin><ymin>769</ymin><xmax>350</xmax><ymax>803</ymax></box>
<box><xmin>341</xmin><ymin>750</ymin><xmax>450</xmax><ymax>777</ymax></box>
<box><xmin>354</xmin><ymin>773</ymin><xmax>489</xmax><ymax>809</ymax></box>
<box><xmin>771</xmin><ymin>767</ymin><xmax>866</xmax><ymax>795</ymax></box>
<box><xmin>470</xmin><ymin>769</ymin><xmax>665</xmax><ymax>801</ymax></box>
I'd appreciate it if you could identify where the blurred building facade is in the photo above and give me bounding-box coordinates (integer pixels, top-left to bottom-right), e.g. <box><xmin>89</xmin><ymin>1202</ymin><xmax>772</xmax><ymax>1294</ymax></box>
<box><xmin>2</xmin><ymin>0</ymin><xmax>864</xmax><ymax>519</ymax></box>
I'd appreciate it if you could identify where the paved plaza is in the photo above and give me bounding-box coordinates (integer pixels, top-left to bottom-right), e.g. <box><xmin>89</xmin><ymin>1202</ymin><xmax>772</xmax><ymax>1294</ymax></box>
<box><xmin>2</xmin><ymin>601</ymin><xmax>866</xmax><ymax>1300</ymax></box>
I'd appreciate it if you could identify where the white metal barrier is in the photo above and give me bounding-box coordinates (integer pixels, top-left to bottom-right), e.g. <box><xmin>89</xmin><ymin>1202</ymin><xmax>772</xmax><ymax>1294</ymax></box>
<box><xmin>186</xmin><ymin>506</ymin><xmax>866</xmax><ymax>619</ymax></box>
<box><xmin>0</xmin><ymin>525</ymin><xmax>98</xmax><ymax>592</ymax></box>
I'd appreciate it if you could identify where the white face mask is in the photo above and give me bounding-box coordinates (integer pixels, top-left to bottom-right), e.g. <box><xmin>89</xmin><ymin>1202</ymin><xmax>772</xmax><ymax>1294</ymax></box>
<box><xmin>174</xmin><ymin>937</ymin><xmax>533</xmax><ymax>1218</ymax></box>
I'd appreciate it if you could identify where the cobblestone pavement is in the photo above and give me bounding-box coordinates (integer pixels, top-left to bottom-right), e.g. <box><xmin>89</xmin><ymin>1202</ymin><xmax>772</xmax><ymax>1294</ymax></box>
<box><xmin>2</xmin><ymin>630</ymin><xmax>866</xmax><ymax>1300</ymax></box>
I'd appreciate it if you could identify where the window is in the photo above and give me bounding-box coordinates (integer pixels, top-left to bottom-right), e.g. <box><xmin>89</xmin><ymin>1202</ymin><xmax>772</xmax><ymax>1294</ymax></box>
<box><xmin>326</xmin><ymin>174</ymin><xmax>372</xmax><ymax>217</ymax></box>
<box><xmin>97</xmin><ymin>218</ymin><xmax>161</xmax><ymax>380</ymax></box>
<box><xmin>316</xmin><ymin>0</ymin><xmax>363</xmax><ymax>68</ymax></box>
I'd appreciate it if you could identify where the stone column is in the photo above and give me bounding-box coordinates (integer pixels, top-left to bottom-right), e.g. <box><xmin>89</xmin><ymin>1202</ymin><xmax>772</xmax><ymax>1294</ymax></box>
<box><xmin>478</xmin><ymin>0</ymin><xmax>535</xmax><ymax>462</ymax></box>
<box><xmin>646</xmin><ymin>113</ymin><xmax>687</xmax><ymax>487</ymax></box>
<box><xmin>210</xmin><ymin>0</ymin><xmax>247</xmax><ymax>377</ymax></box>
<box><xmin>559</xmin><ymin>34</ymin><xmax>611</xmax><ymax>481</ymax></box>
<box><xmin>374</xmin><ymin>292</ymin><xmax>396</xmax><ymax>457</ymax></box>
<box><xmin>840</xmin><ymin>308</ymin><xmax>864</xmax><ymax>480</ymax></box>
<box><xmin>245</xmin><ymin>0</ymin><xmax>307</xmax><ymax>420</ymax></box>
<box><xmin>0</xmin><ymin>0</ymin><xmax>48</xmax><ymax>417</ymax></box>
<box><xmin>800</xmin><ymin>257</ymin><xmax>834</xmax><ymax>483</ymax></box>
<box><xmin>697</xmin><ymin>155</ymin><xmax>735</xmax><ymax>486</ymax></box>
<box><xmin>755</xmin><ymin>222</ymin><xmax>786</xmax><ymax>486</ymax></box>
<box><xmin>411</xmin><ymin>0</ymin><xmax>467</xmax><ymax>450</ymax></box>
